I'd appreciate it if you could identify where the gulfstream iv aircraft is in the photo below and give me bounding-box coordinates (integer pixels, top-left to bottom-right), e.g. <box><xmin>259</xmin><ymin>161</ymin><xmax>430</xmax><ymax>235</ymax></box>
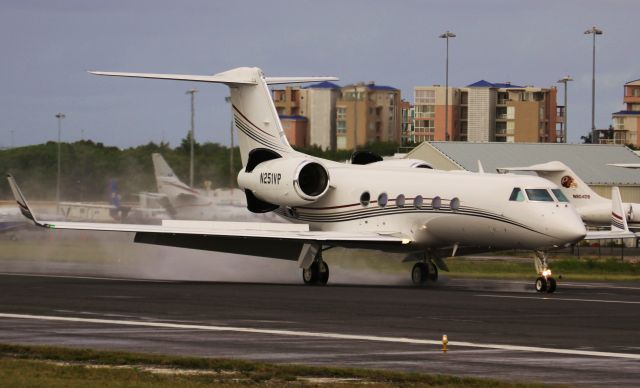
<box><xmin>7</xmin><ymin>67</ymin><xmax>588</xmax><ymax>293</ymax></box>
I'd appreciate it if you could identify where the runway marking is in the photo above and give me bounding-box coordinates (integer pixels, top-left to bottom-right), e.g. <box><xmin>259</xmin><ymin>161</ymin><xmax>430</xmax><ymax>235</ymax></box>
<box><xmin>476</xmin><ymin>294</ymin><xmax>640</xmax><ymax>305</ymax></box>
<box><xmin>561</xmin><ymin>283</ymin><xmax>640</xmax><ymax>291</ymax></box>
<box><xmin>0</xmin><ymin>272</ymin><xmax>175</xmax><ymax>283</ymax></box>
<box><xmin>1</xmin><ymin>312</ymin><xmax>640</xmax><ymax>360</ymax></box>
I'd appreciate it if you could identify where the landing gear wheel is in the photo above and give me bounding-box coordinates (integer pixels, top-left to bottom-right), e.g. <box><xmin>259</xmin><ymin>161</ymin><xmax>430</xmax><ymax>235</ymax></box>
<box><xmin>303</xmin><ymin>262</ymin><xmax>319</xmax><ymax>285</ymax></box>
<box><xmin>302</xmin><ymin>261</ymin><xmax>329</xmax><ymax>286</ymax></box>
<box><xmin>535</xmin><ymin>276</ymin><xmax>548</xmax><ymax>293</ymax></box>
<box><xmin>318</xmin><ymin>261</ymin><xmax>329</xmax><ymax>285</ymax></box>
<box><xmin>411</xmin><ymin>262</ymin><xmax>428</xmax><ymax>286</ymax></box>
<box><xmin>428</xmin><ymin>262</ymin><xmax>438</xmax><ymax>282</ymax></box>
<box><xmin>546</xmin><ymin>277</ymin><xmax>557</xmax><ymax>293</ymax></box>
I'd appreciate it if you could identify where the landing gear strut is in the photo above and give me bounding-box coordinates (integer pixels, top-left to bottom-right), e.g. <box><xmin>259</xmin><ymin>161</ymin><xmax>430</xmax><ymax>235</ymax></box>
<box><xmin>411</xmin><ymin>253</ymin><xmax>438</xmax><ymax>286</ymax></box>
<box><xmin>302</xmin><ymin>248</ymin><xmax>329</xmax><ymax>286</ymax></box>
<box><xmin>534</xmin><ymin>250</ymin><xmax>556</xmax><ymax>293</ymax></box>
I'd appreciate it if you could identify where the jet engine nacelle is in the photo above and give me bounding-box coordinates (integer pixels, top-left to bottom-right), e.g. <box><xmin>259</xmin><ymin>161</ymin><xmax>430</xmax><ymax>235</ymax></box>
<box><xmin>238</xmin><ymin>157</ymin><xmax>330</xmax><ymax>208</ymax></box>
<box><xmin>370</xmin><ymin>159</ymin><xmax>433</xmax><ymax>169</ymax></box>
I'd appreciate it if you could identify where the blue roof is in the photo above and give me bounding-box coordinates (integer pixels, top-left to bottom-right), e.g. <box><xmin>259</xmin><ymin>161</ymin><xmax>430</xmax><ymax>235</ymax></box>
<box><xmin>304</xmin><ymin>81</ymin><xmax>341</xmax><ymax>89</ymax></box>
<box><xmin>279</xmin><ymin>115</ymin><xmax>308</xmax><ymax>120</ymax></box>
<box><xmin>613</xmin><ymin>110</ymin><xmax>640</xmax><ymax>115</ymax></box>
<box><xmin>467</xmin><ymin>80</ymin><xmax>524</xmax><ymax>88</ymax></box>
<box><xmin>367</xmin><ymin>83</ymin><xmax>398</xmax><ymax>91</ymax></box>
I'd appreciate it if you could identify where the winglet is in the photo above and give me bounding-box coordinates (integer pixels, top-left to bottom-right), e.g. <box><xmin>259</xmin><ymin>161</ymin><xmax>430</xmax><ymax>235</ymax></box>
<box><xmin>611</xmin><ymin>186</ymin><xmax>629</xmax><ymax>233</ymax></box>
<box><xmin>477</xmin><ymin>160</ymin><xmax>485</xmax><ymax>174</ymax></box>
<box><xmin>5</xmin><ymin>174</ymin><xmax>46</xmax><ymax>227</ymax></box>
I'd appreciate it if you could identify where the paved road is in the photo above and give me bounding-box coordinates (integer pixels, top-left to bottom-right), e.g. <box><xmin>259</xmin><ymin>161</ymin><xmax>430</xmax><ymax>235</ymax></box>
<box><xmin>0</xmin><ymin>273</ymin><xmax>638</xmax><ymax>386</ymax></box>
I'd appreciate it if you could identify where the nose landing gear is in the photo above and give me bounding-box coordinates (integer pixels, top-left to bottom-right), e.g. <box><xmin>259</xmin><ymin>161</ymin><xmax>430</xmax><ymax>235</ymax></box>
<box><xmin>534</xmin><ymin>251</ymin><xmax>556</xmax><ymax>293</ymax></box>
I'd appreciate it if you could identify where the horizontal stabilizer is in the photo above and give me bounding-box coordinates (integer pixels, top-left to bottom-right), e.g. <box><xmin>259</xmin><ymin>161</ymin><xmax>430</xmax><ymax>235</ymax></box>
<box><xmin>90</xmin><ymin>67</ymin><xmax>338</xmax><ymax>86</ymax></box>
<box><xmin>497</xmin><ymin>161</ymin><xmax>567</xmax><ymax>173</ymax></box>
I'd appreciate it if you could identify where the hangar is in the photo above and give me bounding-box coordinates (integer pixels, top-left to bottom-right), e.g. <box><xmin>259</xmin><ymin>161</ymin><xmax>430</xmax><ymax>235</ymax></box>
<box><xmin>406</xmin><ymin>142</ymin><xmax>640</xmax><ymax>202</ymax></box>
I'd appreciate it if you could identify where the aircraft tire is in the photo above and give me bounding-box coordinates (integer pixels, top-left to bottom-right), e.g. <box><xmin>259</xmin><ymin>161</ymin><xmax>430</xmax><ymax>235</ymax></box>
<box><xmin>428</xmin><ymin>262</ymin><xmax>438</xmax><ymax>282</ymax></box>
<box><xmin>411</xmin><ymin>262</ymin><xmax>428</xmax><ymax>286</ymax></box>
<box><xmin>303</xmin><ymin>262</ymin><xmax>319</xmax><ymax>285</ymax></box>
<box><xmin>535</xmin><ymin>276</ymin><xmax>548</xmax><ymax>293</ymax></box>
<box><xmin>546</xmin><ymin>277</ymin><xmax>557</xmax><ymax>293</ymax></box>
<box><xmin>318</xmin><ymin>261</ymin><xmax>329</xmax><ymax>285</ymax></box>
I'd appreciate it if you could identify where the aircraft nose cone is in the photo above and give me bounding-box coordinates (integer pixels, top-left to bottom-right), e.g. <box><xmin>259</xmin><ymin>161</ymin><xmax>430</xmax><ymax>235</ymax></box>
<box><xmin>558</xmin><ymin>219</ymin><xmax>587</xmax><ymax>244</ymax></box>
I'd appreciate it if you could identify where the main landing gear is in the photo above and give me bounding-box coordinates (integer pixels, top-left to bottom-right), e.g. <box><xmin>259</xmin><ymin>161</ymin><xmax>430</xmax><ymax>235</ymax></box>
<box><xmin>534</xmin><ymin>250</ymin><xmax>556</xmax><ymax>293</ymax></box>
<box><xmin>302</xmin><ymin>248</ymin><xmax>329</xmax><ymax>286</ymax></box>
<box><xmin>411</xmin><ymin>254</ymin><xmax>439</xmax><ymax>286</ymax></box>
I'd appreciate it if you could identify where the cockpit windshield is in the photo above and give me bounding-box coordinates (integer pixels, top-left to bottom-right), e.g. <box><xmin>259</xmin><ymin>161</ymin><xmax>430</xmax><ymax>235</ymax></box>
<box><xmin>551</xmin><ymin>189</ymin><xmax>569</xmax><ymax>203</ymax></box>
<box><xmin>509</xmin><ymin>188</ymin><xmax>525</xmax><ymax>202</ymax></box>
<box><xmin>525</xmin><ymin>189</ymin><xmax>554</xmax><ymax>202</ymax></box>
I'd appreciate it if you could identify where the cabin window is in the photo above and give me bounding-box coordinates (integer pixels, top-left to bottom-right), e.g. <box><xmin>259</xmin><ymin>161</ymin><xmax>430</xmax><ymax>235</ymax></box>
<box><xmin>360</xmin><ymin>191</ymin><xmax>371</xmax><ymax>207</ymax></box>
<box><xmin>432</xmin><ymin>196</ymin><xmax>441</xmax><ymax>210</ymax></box>
<box><xmin>450</xmin><ymin>197</ymin><xmax>460</xmax><ymax>211</ymax></box>
<box><xmin>509</xmin><ymin>188</ymin><xmax>525</xmax><ymax>202</ymax></box>
<box><xmin>552</xmin><ymin>189</ymin><xmax>569</xmax><ymax>203</ymax></box>
<box><xmin>396</xmin><ymin>194</ymin><xmax>405</xmax><ymax>207</ymax></box>
<box><xmin>378</xmin><ymin>192</ymin><xmax>388</xmax><ymax>208</ymax></box>
<box><xmin>414</xmin><ymin>195</ymin><xmax>423</xmax><ymax>209</ymax></box>
<box><xmin>525</xmin><ymin>189</ymin><xmax>554</xmax><ymax>202</ymax></box>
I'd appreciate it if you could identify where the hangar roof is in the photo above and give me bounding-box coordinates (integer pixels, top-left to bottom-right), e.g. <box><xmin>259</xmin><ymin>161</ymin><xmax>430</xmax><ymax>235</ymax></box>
<box><xmin>407</xmin><ymin>142</ymin><xmax>640</xmax><ymax>185</ymax></box>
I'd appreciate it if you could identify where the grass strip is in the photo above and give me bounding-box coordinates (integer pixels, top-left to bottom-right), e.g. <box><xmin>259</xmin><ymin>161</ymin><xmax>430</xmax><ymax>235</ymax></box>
<box><xmin>0</xmin><ymin>343</ymin><xmax>556</xmax><ymax>387</ymax></box>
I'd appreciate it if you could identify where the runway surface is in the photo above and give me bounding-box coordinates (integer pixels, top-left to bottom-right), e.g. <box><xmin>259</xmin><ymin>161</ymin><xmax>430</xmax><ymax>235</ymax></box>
<box><xmin>0</xmin><ymin>273</ymin><xmax>639</xmax><ymax>386</ymax></box>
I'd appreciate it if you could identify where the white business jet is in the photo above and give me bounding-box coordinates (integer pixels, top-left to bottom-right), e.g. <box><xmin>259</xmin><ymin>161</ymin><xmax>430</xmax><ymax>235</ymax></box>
<box><xmin>498</xmin><ymin>161</ymin><xmax>640</xmax><ymax>227</ymax></box>
<box><xmin>7</xmin><ymin>67</ymin><xmax>588</xmax><ymax>293</ymax></box>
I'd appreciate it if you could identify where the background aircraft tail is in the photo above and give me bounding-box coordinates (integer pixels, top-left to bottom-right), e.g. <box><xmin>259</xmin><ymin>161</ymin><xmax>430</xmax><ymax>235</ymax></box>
<box><xmin>611</xmin><ymin>186</ymin><xmax>629</xmax><ymax>232</ymax></box>
<box><xmin>151</xmin><ymin>153</ymin><xmax>198</xmax><ymax>198</ymax></box>
<box><xmin>92</xmin><ymin>68</ymin><xmax>337</xmax><ymax>166</ymax></box>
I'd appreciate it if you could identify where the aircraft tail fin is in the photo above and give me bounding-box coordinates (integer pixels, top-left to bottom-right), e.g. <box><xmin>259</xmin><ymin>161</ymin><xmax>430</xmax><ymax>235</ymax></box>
<box><xmin>611</xmin><ymin>186</ymin><xmax>629</xmax><ymax>233</ymax></box>
<box><xmin>91</xmin><ymin>67</ymin><xmax>338</xmax><ymax>166</ymax></box>
<box><xmin>151</xmin><ymin>153</ymin><xmax>199</xmax><ymax>199</ymax></box>
<box><xmin>6</xmin><ymin>174</ymin><xmax>45</xmax><ymax>227</ymax></box>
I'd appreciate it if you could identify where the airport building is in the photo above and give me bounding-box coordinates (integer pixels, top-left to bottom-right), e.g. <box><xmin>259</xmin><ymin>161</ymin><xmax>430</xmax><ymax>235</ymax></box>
<box><xmin>611</xmin><ymin>79</ymin><xmax>640</xmax><ymax>146</ymax></box>
<box><xmin>273</xmin><ymin>81</ymin><xmax>402</xmax><ymax>150</ymax></box>
<box><xmin>407</xmin><ymin>142</ymin><xmax>640</xmax><ymax>201</ymax></box>
<box><xmin>406</xmin><ymin>81</ymin><xmax>558</xmax><ymax>145</ymax></box>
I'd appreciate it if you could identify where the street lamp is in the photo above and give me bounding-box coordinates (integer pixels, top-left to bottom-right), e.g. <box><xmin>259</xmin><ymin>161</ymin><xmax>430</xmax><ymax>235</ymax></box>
<box><xmin>584</xmin><ymin>26</ymin><xmax>602</xmax><ymax>144</ymax></box>
<box><xmin>557</xmin><ymin>76</ymin><xmax>573</xmax><ymax>143</ymax></box>
<box><xmin>186</xmin><ymin>88</ymin><xmax>198</xmax><ymax>187</ymax></box>
<box><xmin>225</xmin><ymin>96</ymin><xmax>235</xmax><ymax>187</ymax></box>
<box><xmin>55</xmin><ymin>112</ymin><xmax>65</xmax><ymax>212</ymax></box>
<box><xmin>439</xmin><ymin>30</ymin><xmax>456</xmax><ymax>141</ymax></box>
<box><xmin>10</xmin><ymin>130</ymin><xmax>14</xmax><ymax>149</ymax></box>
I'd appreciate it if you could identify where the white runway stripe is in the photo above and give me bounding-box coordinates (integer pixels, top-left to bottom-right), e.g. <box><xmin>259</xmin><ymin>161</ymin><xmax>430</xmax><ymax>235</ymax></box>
<box><xmin>476</xmin><ymin>294</ymin><xmax>640</xmax><ymax>305</ymax></box>
<box><xmin>1</xmin><ymin>312</ymin><xmax>639</xmax><ymax>360</ymax></box>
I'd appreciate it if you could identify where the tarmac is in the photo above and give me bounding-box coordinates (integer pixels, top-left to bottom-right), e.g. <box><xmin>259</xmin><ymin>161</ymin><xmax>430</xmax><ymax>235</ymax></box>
<box><xmin>0</xmin><ymin>271</ymin><xmax>638</xmax><ymax>386</ymax></box>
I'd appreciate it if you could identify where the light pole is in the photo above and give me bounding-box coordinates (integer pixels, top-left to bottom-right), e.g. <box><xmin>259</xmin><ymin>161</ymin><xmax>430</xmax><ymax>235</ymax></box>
<box><xmin>584</xmin><ymin>26</ymin><xmax>602</xmax><ymax>144</ymax></box>
<box><xmin>186</xmin><ymin>88</ymin><xmax>198</xmax><ymax>187</ymax></box>
<box><xmin>557</xmin><ymin>76</ymin><xmax>573</xmax><ymax>143</ymax></box>
<box><xmin>10</xmin><ymin>130</ymin><xmax>14</xmax><ymax>149</ymax></box>
<box><xmin>439</xmin><ymin>30</ymin><xmax>456</xmax><ymax>141</ymax></box>
<box><xmin>55</xmin><ymin>112</ymin><xmax>65</xmax><ymax>212</ymax></box>
<box><xmin>226</xmin><ymin>96</ymin><xmax>235</xmax><ymax>187</ymax></box>
<box><xmin>353</xmin><ymin>85</ymin><xmax>358</xmax><ymax>151</ymax></box>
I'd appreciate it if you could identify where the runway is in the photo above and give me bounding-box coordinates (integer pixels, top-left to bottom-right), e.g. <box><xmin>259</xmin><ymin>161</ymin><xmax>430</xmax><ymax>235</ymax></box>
<box><xmin>0</xmin><ymin>273</ymin><xmax>639</xmax><ymax>386</ymax></box>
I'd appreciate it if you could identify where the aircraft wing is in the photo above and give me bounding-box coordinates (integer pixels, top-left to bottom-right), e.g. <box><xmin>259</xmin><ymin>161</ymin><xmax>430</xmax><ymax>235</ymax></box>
<box><xmin>7</xmin><ymin>174</ymin><xmax>410</xmax><ymax>263</ymax></box>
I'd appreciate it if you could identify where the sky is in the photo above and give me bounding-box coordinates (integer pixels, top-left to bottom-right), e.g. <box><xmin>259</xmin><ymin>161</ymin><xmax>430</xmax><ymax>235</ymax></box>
<box><xmin>1</xmin><ymin>0</ymin><xmax>638</xmax><ymax>149</ymax></box>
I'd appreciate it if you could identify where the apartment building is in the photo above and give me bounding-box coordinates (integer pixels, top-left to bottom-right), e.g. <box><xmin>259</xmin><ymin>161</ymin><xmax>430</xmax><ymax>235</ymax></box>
<box><xmin>409</xmin><ymin>81</ymin><xmax>558</xmax><ymax>144</ymax></box>
<box><xmin>273</xmin><ymin>81</ymin><xmax>402</xmax><ymax>151</ymax></box>
<box><xmin>336</xmin><ymin>83</ymin><xmax>401</xmax><ymax>150</ymax></box>
<box><xmin>611</xmin><ymin>79</ymin><xmax>640</xmax><ymax>146</ymax></box>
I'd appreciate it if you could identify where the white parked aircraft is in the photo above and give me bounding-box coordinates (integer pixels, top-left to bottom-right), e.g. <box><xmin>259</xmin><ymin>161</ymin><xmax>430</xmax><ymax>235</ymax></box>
<box><xmin>151</xmin><ymin>153</ymin><xmax>283</xmax><ymax>222</ymax></box>
<box><xmin>498</xmin><ymin>161</ymin><xmax>640</xmax><ymax>227</ymax></box>
<box><xmin>7</xmin><ymin>67</ymin><xmax>591</xmax><ymax>293</ymax></box>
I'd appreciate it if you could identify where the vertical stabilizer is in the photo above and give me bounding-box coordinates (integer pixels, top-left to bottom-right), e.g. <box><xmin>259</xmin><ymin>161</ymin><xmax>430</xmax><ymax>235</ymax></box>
<box><xmin>151</xmin><ymin>153</ymin><xmax>198</xmax><ymax>198</ymax></box>
<box><xmin>610</xmin><ymin>186</ymin><xmax>629</xmax><ymax>232</ymax></box>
